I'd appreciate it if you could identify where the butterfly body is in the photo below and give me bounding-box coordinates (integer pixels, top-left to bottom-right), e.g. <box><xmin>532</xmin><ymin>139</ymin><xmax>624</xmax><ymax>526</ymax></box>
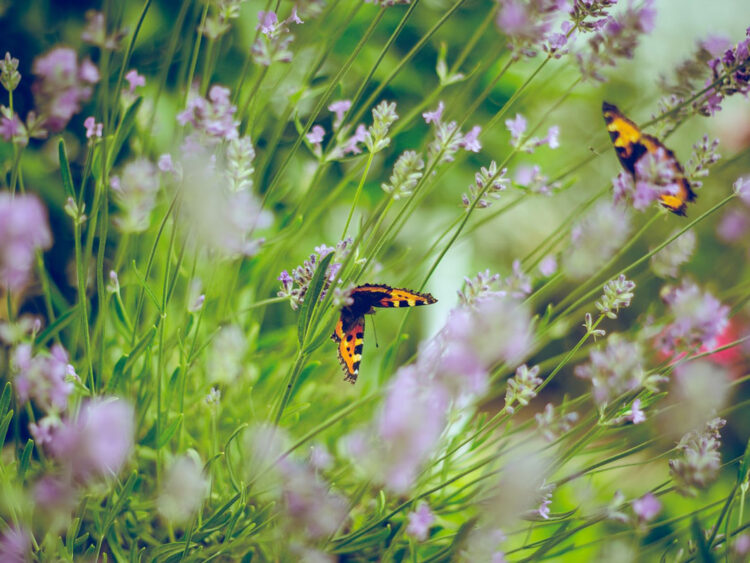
<box><xmin>331</xmin><ymin>284</ymin><xmax>437</xmax><ymax>383</ymax></box>
<box><xmin>602</xmin><ymin>101</ymin><xmax>696</xmax><ymax>215</ymax></box>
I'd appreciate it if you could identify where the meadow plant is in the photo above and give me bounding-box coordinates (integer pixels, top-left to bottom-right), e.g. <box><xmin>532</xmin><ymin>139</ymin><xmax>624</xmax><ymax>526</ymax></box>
<box><xmin>1</xmin><ymin>1</ymin><xmax>750</xmax><ymax>561</ymax></box>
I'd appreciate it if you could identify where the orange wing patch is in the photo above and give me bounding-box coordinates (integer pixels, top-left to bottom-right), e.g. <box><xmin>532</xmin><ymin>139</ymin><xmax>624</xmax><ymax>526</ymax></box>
<box><xmin>330</xmin><ymin>283</ymin><xmax>437</xmax><ymax>383</ymax></box>
<box><xmin>352</xmin><ymin>285</ymin><xmax>437</xmax><ymax>308</ymax></box>
<box><xmin>602</xmin><ymin>101</ymin><xmax>696</xmax><ymax>215</ymax></box>
<box><xmin>331</xmin><ymin>314</ymin><xmax>365</xmax><ymax>384</ymax></box>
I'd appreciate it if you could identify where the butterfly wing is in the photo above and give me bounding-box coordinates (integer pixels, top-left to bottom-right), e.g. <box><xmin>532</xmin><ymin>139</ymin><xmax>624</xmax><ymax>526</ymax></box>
<box><xmin>640</xmin><ymin>134</ymin><xmax>696</xmax><ymax>215</ymax></box>
<box><xmin>351</xmin><ymin>284</ymin><xmax>437</xmax><ymax>309</ymax></box>
<box><xmin>602</xmin><ymin>101</ymin><xmax>695</xmax><ymax>215</ymax></box>
<box><xmin>331</xmin><ymin>312</ymin><xmax>365</xmax><ymax>384</ymax></box>
<box><xmin>602</xmin><ymin>101</ymin><xmax>648</xmax><ymax>173</ymax></box>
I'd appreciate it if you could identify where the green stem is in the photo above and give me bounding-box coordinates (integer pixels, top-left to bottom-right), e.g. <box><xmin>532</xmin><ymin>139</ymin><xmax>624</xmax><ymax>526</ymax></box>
<box><xmin>342</xmin><ymin>152</ymin><xmax>375</xmax><ymax>239</ymax></box>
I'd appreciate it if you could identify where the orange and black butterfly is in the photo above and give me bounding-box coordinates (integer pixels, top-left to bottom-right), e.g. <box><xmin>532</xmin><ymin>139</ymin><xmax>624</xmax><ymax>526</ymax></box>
<box><xmin>602</xmin><ymin>101</ymin><xmax>696</xmax><ymax>215</ymax></box>
<box><xmin>331</xmin><ymin>284</ymin><xmax>437</xmax><ymax>383</ymax></box>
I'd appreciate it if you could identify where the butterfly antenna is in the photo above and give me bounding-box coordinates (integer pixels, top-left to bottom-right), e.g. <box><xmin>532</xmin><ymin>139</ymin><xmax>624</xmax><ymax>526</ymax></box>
<box><xmin>370</xmin><ymin>315</ymin><xmax>380</xmax><ymax>349</ymax></box>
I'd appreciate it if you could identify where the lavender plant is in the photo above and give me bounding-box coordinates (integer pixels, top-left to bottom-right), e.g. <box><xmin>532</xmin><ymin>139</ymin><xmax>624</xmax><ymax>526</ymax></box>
<box><xmin>1</xmin><ymin>1</ymin><xmax>750</xmax><ymax>561</ymax></box>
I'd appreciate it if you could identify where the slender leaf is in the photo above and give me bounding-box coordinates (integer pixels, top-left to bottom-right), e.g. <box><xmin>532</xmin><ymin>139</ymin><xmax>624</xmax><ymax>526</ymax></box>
<box><xmin>297</xmin><ymin>252</ymin><xmax>334</xmax><ymax>344</ymax></box>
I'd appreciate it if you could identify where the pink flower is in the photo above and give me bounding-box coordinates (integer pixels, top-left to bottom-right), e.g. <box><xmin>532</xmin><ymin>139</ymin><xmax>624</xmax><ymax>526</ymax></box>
<box><xmin>32</xmin><ymin>48</ymin><xmax>99</xmax><ymax>131</ymax></box>
<box><xmin>328</xmin><ymin>99</ymin><xmax>351</xmax><ymax>128</ymax></box>
<box><xmin>47</xmin><ymin>397</ymin><xmax>134</xmax><ymax>483</ymax></box>
<box><xmin>0</xmin><ymin>193</ymin><xmax>53</xmax><ymax>291</ymax></box>
<box><xmin>306</xmin><ymin>124</ymin><xmax>325</xmax><ymax>145</ymax></box>
<box><xmin>406</xmin><ymin>502</ymin><xmax>435</xmax><ymax>541</ymax></box>
<box><xmin>256</xmin><ymin>11</ymin><xmax>278</xmax><ymax>35</ymax></box>
<box><xmin>632</xmin><ymin>492</ymin><xmax>661</xmax><ymax>522</ymax></box>
<box><xmin>0</xmin><ymin>526</ymin><xmax>30</xmax><ymax>563</ymax></box>
<box><xmin>460</xmin><ymin>125</ymin><xmax>482</xmax><ymax>152</ymax></box>
<box><xmin>124</xmin><ymin>69</ymin><xmax>145</xmax><ymax>93</ymax></box>
<box><xmin>83</xmin><ymin>116</ymin><xmax>102</xmax><ymax>138</ymax></box>
<box><xmin>422</xmin><ymin>101</ymin><xmax>444</xmax><ymax>125</ymax></box>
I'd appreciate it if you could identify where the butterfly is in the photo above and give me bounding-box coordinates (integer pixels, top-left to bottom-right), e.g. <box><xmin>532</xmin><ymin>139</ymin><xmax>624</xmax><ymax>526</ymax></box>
<box><xmin>331</xmin><ymin>284</ymin><xmax>437</xmax><ymax>383</ymax></box>
<box><xmin>602</xmin><ymin>101</ymin><xmax>696</xmax><ymax>215</ymax></box>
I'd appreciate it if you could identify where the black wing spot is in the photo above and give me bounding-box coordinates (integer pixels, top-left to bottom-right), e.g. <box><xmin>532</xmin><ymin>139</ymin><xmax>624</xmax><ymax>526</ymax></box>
<box><xmin>399</xmin><ymin>300</ymin><xmax>409</xmax><ymax>307</ymax></box>
<box><xmin>354</xmin><ymin>344</ymin><xmax>363</xmax><ymax>354</ymax></box>
<box><xmin>355</xmin><ymin>332</ymin><xmax>364</xmax><ymax>339</ymax></box>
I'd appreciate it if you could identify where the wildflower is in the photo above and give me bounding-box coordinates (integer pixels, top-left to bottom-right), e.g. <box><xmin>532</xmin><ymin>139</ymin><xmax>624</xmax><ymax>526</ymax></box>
<box><xmin>382</xmin><ymin>150</ymin><xmax>424</xmax><ymax>200</ymax></box>
<box><xmin>461</xmin><ymin>161</ymin><xmax>509</xmax><ymax>209</ymax></box>
<box><xmin>503</xmin><ymin>259</ymin><xmax>532</xmax><ymax>298</ymax></box>
<box><xmin>204</xmin><ymin>387</ymin><xmax>221</xmax><ymax>406</ymax></box>
<box><xmin>698</xmin><ymin>28</ymin><xmax>750</xmax><ymax>116</ymax></box>
<box><xmin>406</xmin><ymin>502</ymin><xmax>435</xmax><ymax>541</ymax></box>
<box><xmin>632</xmin><ymin>493</ymin><xmax>661</xmax><ymax>523</ymax></box>
<box><xmin>178</xmin><ymin>147</ymin><xmax>271</xmax><ymax>257</ymax></box>
<box><xmin>277</xmin><ymin>238</ymin><xmax>352</xmax><ymax>310</ymax></box>
<box><xmin>536</xmin><ymin>402</ymin><xmax>579</xmax><ymax>441</ymax></box>
<box><xmin>206</xmin><ymin>325</ymin><xmax>247</xmax><ymax>384</ymax></box>
<box><xmin>199</xmin><ymin>0</ymin><xmax>246</xmax><ymax>39</ymax></box>
<box><xmin>124</xmin><ymin>69</ymin><xmax>145</xmax><ymax>93</ymax></box>
<box><xmin>445</xmin><ymin>293</ymin><xmax>534</xmax><ymax>367</ymax></box>
<box><xmin>0</xmin><ymin>526</ymin><xmax>30</xmax><ymax>563</ymax></box>
<box><xmin>365</xmin><ymin>100</ymin><xmax>398</xmax><ymax>153</ymax></box>
<box><xmin>669</xmin><ymin>417</ymin><xmax>726</xmax><ymax>496</ymax></box>
<box><xmin>735</xmin><ymin>175</ymin><xmax>750</xmax><ymax>204</ymax></box>
<box><xmin>346</xmin><ymin>366</ymin><xmax>449</xmax><ymax>493</ymax></box>
<box><xmin>457</xmin><ymin>269</ymin><xmax>503</xmax><ymax>305</ymax></box>
<box><xmin>658</xmin><ymin>282</ymin><xmax>729</xmax><ymax>354</ymax></box>
<box><xmin>333</xmin><ymin>123</ymin><xmax>368</xmax><ymax>157</ymax></box>
<box><xmin>505</xmin><ymin>113</ymin><xmax>560</xmax><ymax>152</ymax></box>
<box><xmin>0</xmin><ymin>109</ymin><xmax>22</xmax><ymax>142</ymax></box>
<box><xmin>111</xmin><ymin>158</ymin><xmax>159</xmax><ymax>233</ymax></box>
<box><xmin>277</xmin><ymin>456</ymin><xmax>348</xmax><ymax>539</ymax></box>
<box><xmin>538</xmin><ymin>255</ymin><xmax>557</xmax><ymax>277</ymax></box>
<box><xmin>505</xmin><ymin>364</ymin><xmax>542</xmax><ymax>414</ymax></box>
<box><xmin>735</xmin><ymin>535</ymin><xmax>750</xmax><ymax>557</ymax></box>
<box><xmin>717</xmin><ymin>208</ymin><xmax>749</xmax><ymax>243</ymax></box>
<box><xmin>309</xmin><ymin>444</ymin><xmax>333</xmax><ymax>471</ymax></box>
<box><xmin>459</xmin><ymin>528</ymin><xmax>507</xmax><ymax>563</ymax></box>
<box><xmin>226</xmin><ymin>136</ymin><xmax>256</xmax><ymax>192</ymax></box>
<box><xmin>514</xmin><ymin>164</ymin><xmax>560</xmax><ymax>194</ymax></box>
<box><xmin>31</xmin><ymin>47</ymin><xmax>99</xmax><ymax>131</ymax></box>
<box><xmin>583</xmin><ymin>312</ymin><xmax>606</xmax><ymax>340</ymax></box>
<box><xmin>562</xmin><ymin>201</ymin><xmax>632</xmax><ymax>280</ymax></box>
<box><xmin>684</xmin><ymin>135</ymin><xmax>720</xmax><ymax>189</ymax></box>
<box><xmin>81</xmin><ymin>10</ymin><xmax>126</xmax><ymax>49</ymax></box>
<box><xmin>595</xmin><ymin>274</ymin><xmax>636</xmax><ymax>319</ymax></box>
<box><xmin>0</xmin><ymin>193</ymin><xmax>53</xmax><ymax>291</ymax></box>
<box><xmin>331</xmin><ymin>285</ymin><xmax>354</xmax><ymax>308</ymax></box>
<box><xmin>495</xmin><ymin>0</ymin><xmax>567</xmax><ymax>58</ymax></box>
<box><xmin>306</xmin><ymin>124</ymin><xmax>325</xmax><ymax>156</ymax></box>
<box><xmin>12</xmin><ymin>343</ymin><xmax>75</xmax><ymax>413</ymax></box>
<box><xmin>158</xmin><ymin>454</ymin><xmax>209</xmax><ymax>524</ymax></box>
<box><xmin>575</xmin><ymin>334</ymin><xmax>665</xmax><ymax>406</ymax></box>
<box><xmin>626</xmin><ymin>398</ymin><xmax>646</xmax><ymax>424</ymax></box>
<box><xmin>665</xmin><ymin>362</ymin><xmax>730</xmax><ymax>440</ymax></box>
<box><xmin>328</xmin><ymin>99</ymin><xmax>351</xmax><ymax>129</ymax></box>
<box><xmin>576</xmin><ymin>0</ymin><xmax>656</xmax><ymax>81</ymax></box>
<box><xmin>251</xmin><ymin>9</ymin><xmax>303</xmax><ymax>66</ymax></box>
<box><xmin>178</xmin><ymin>85</ymin><xmax>239</xmax><ymax>145</ymax></box>
<box><xmin>422</xmin><ymin>101</ymin><xmax>444</xmax><ymax>124</ymax></box>
<box><xmin>650</xmin><ymin>229</ymin><xmax>696</xmax><ymax>278</ymax></box>
<box><xmin>83</xmin><ymin>116</ymin><xmax>102</xmax><ymax>139</ymax></box>
<box><xmin>0</xmin><ymin>316</ymin><xmax>40</xmax><ymax>345</ymax></box>
<box><xmin>460</xmin><ymin>125</ymin><xmax>482</xmax><ymax>152</ymax></box>
<box><xmin>0</xmin><ymin>52</ymin><xmax>21</xmax><ymax>92</ymax></box>
<box><xmin>46</xmin><ymin>397</ymin><xmax>135</xmax><ymax>483</ymax></box>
